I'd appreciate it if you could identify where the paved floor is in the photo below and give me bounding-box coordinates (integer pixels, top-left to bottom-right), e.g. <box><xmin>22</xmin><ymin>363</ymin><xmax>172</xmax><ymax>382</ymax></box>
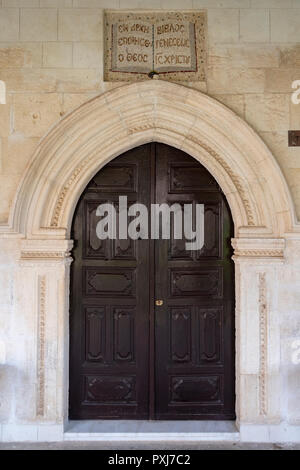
<box><xmin>0</xmin><ymin>441</ymin><xmax>299</xmax><ymax>450</ymax></box>
<box><xmin>65</xmin><ymin>420</ymin><xmax>238</xmax><ymax>433</ymax></box>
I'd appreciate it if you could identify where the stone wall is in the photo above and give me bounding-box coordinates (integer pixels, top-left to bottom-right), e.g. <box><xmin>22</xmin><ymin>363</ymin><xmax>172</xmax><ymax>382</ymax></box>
<box><xmin>0</xmin><ymin>0</ymin><xmax>300</xmax><ymax>223</ymax></box>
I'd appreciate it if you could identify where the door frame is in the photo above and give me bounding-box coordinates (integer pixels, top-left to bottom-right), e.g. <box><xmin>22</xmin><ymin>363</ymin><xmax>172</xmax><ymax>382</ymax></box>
<box><xmin>5</xmin><ymin>80</ymin><xmax>297</xmax><ymax>442</ymax></box>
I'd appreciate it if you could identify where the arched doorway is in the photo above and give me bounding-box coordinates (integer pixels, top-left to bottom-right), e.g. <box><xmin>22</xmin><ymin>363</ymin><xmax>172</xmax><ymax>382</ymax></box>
<box><xmin>5</xmin><ymin>80</ymin><xmax>297</xmax><ymax>441</ymax></box>
<box><xmin>69</xmin><ymin>143</ymin><xmax>235</xmax><ymax>420</ymax></box>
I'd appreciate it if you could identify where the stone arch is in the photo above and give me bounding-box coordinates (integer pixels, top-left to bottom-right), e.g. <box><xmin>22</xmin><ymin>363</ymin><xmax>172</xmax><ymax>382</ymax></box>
<box><xmin>4</xmin><ymin>80</ymin><xmax>297</xmax><ymax>240</ymax></box>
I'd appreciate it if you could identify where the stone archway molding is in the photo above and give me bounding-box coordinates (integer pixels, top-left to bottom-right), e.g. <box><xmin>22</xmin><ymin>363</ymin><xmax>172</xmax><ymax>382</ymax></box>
<box><xmin>0</xmin><ymin>80</ymin><xmax>297</xmax><ymax>242</ymax></box>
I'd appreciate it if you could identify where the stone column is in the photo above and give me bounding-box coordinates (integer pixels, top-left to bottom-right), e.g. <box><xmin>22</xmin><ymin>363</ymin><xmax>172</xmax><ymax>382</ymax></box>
<box><xmin>232</xmin><ymin>237</ymin><xmax>285</xmax><ymax>441</ymax></box>
<box><xmin>1</xmin><ymin>239</ymin><xmax>73</xmax><ymax>442</ymax></box>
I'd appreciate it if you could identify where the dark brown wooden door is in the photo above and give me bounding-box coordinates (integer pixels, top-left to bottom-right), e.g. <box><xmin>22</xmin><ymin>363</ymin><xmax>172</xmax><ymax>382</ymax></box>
<box><xmin>154</xmin><ymin>145</ymin><xmax>235</xmax><ymax>419</ymax></box>
<box><xmin>69</xmin><ymin>143</ymin><xmax>235</xmax><ymax>420</ymax></box>
<box><xmin>69</xmin><ymin>146</ymin><xmax>151</xmax><ymax>419</ymax></box>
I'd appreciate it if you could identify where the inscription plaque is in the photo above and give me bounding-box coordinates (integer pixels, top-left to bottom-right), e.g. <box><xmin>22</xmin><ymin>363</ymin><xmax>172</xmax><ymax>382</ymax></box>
<box><xmin>104</xmin><ymin>11</ymin><xmax>206</xmax><ymax>82</ymax></box>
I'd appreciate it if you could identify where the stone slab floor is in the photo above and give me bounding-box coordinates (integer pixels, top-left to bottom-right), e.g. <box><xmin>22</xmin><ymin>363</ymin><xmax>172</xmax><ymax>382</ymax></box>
<box><xmin>0</xmin><ymin>441</ymin><xmax>299</xmax><ymax>450</ymax></box>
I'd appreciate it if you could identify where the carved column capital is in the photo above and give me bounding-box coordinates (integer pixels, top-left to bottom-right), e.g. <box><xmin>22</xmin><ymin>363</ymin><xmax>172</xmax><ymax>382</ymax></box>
<box><xmin>232</xmin><ymin>238</ymin><xmax>285</xmax><ymax>261</ymax></box>
<box><xmin>20</xmin><ymin>239</ymin><xmax>73</xmax><ymax>264</ymax></box>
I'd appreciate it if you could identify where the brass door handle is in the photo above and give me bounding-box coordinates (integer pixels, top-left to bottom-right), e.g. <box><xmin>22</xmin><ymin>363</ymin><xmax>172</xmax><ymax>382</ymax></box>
<box><xmin>155</xmin><ymin>300</ymin><xmax>163</xmax><ymax>306</ymax></box>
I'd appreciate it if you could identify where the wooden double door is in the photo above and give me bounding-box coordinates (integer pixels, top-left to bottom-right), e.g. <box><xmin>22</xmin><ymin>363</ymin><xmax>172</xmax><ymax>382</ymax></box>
<box><xmin>69</xmin><ymin>143</ymin><xmax>235</xmax><ymax>420</ymax></box>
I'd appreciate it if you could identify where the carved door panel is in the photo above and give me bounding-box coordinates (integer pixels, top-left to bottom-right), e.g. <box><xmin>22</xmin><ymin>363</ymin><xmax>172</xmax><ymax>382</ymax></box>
<box><xmin>69</xmin><ymin>145</ymin><xmax>151</xmax><ymax>419</ymax></box>
<box><xmin>154</xmin><ymin>144</ymin><xmax>235</xmax><ymax>419</ymax></box>
<box><xmin>69</xmin><ymin>143</ymin><xmax>235</xmax><ymax>420</ymax></box>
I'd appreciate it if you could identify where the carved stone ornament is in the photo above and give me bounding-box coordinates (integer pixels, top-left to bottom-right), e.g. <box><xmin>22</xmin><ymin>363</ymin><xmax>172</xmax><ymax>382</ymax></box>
<box><xmin>37</xmin><ymin>275</ymin><xmax>46</xmax><ymax>418</ymax></box>
<box><xmin>232</xmin><ymin>238</ymin><xmax>285</xmax><ymax>259</ymax></box>
<box><xmin>20</xmin><ymin>240</ymin><xmax>73</xmax><ymax>262</ymax></box>
<box><xmin>104</xmin><ymin>10</ymin><xmax>207</xmax><ymax>82</ymax></box>
<box><xmin>258</xmin><ymin>272</ymin><xmax>268</xmax><ymax>416</ymax></box>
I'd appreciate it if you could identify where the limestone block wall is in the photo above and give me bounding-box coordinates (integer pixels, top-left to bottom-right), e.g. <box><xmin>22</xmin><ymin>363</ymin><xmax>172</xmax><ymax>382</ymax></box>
<box><xmin>0</xmin><ymin>0</ymin><xmax>300</xmax><ymax>223</ymax></box>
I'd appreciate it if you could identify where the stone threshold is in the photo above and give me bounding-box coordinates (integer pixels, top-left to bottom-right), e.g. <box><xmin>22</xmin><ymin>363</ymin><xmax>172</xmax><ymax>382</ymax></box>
<box><xmin>64</xmin><ymin>420</ymin><xmax>239</xmax><ymax>441</ymax></box>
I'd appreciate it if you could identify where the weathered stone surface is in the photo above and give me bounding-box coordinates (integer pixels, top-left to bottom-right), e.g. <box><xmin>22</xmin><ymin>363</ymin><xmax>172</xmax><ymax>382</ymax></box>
<box><xmin>208</xmin><ymin>8</ymin><xmax>239</xmax><ymax>44</ymax></box>
<box><xmin>62</xmin><ymin>93</ymin><xmax>99</xmax><ymax>115</ymax></box>
<box><xmin>40</xmin><ymin>0</ymin><xmax>72</xmax><ymax>6</ymax></box>
<box><xmin>95</xmin><ymin>0</ymin><xmax>134</xmax><ymax>8</ymax></box>
<box><xmin>279</xmin><ymin>45</ymin><xmax>300</xmax><ymax>67</ymax></box>
<box><xmin>212</xmin><ymin>93</ymin><xmax>245</xmax><ymax>118</ymax></box>
<box><xmin>265</xmin><ymin>68</ymin><xmax>300</xmax><ymax>92</ymax></box>
<box><xmin>290</xmin><ymin>99</ymin><xmax>300</xmax><ymax>129</ymax></box>
<box><xmin>3</xmin><ymin>0</ymin><xmax>39</xmax><ymax>6</ymax></box>
<box><xmin>0</xmin><ymin>9</ymin><xmax>19</xmax><ymax>42</ymax></box>
<box><xmin>271</xmin><ymin>9</ymin><xmax>300</xmax><ymax>42</ymax></box>
<box><xmin>100</xmin><ymin>81</ymin><xmax>128</xmax><ymax>93</ymax></box>
<box><xmin>285</xmin><ymin>169</ymin><xmax>300</xmax><ymax>220</ymax></box>
<box><xmin>207</xmin><ymin>67</ymin><xmax>265</xmax><ymax>93</ymax></box>
<box><xmin>0</xmin><ymin>175</ymin><xmax>21</xmax><ymax>222</ymax></box>
<box><xmin>73</xmin><ymin>42</ymin><xmax>102</xmax><ymax>69</ymax></box>
<box><xmin>252</xmin><ymin>0</ymin><xmax>292</xmax><ymax>6</ymax></box>
<box><xmin>209</xmin><ymin>44</ymin><xmax>279</xmax><ymax>68</ymax></box>
<box><xmin>0</xmin><ymin>68</ymin><xmax>101</xmax><ymax>93</ymax></box>
<box><xmin>13</xmin><ymin>93</ymin><xmax>63</xmax><ymax>137</ymax></box>
<box><xmin>75</xmin><ymin>0</ymin><xmax>126</xmax><ymax>6</ymax></box>
<box><xmin>58</xmin><ymin>8</ymin><xmax>103</xmax><ymax>42</ymax></box>
<box><xmin>161</xmin><ymin>0</ymin><xmax>193</xmax><ymax>7</ymax></box>
<box><xmin>193</xmin><ymin>0</ymin><xmax>250</xmax><ymax>6</ymax></box>
<box><xmin>0</xmin><ymin>94</ymin><xmax>12</xmax><ymax>138</ymax></box>
<box><xmin>0</xmin><ymin>43</ymin><xmax>42</xmax><ymax>68</ymax></box>
<box><xmin>240</xmin><ymin>8</ymin><xmax>270</xmax><ymax>43</ymax></box>
<box><xmin>43</xmin><ymin>43</ymin><xmax>73</xmax><ymax>69</ymax></box>
<box><xmin>20</xmin><ymin>8</ymin><xmax>58</xmax><ymax>42</ymax></box>
<box><xmin>1</xmin><ymin>135</ymin><xmax>39</xmax><ymax>175</ymax></box>
<box><xmin>245</xmin><ymin>94</ymin><xmax>290</xmax><ymax>132</ymax></box>
<box><xmin>259</xmin><ymin>131</ymin><xmax>300</xmax><ymax>170</ymax></box>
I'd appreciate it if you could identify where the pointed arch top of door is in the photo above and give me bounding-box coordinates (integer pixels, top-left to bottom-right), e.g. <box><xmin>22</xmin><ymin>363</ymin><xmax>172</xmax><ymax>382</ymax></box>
<box><xmin>4</xmin><ymin>80</ymin><xmax>298</xmax><ymax>239</ymax></box>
